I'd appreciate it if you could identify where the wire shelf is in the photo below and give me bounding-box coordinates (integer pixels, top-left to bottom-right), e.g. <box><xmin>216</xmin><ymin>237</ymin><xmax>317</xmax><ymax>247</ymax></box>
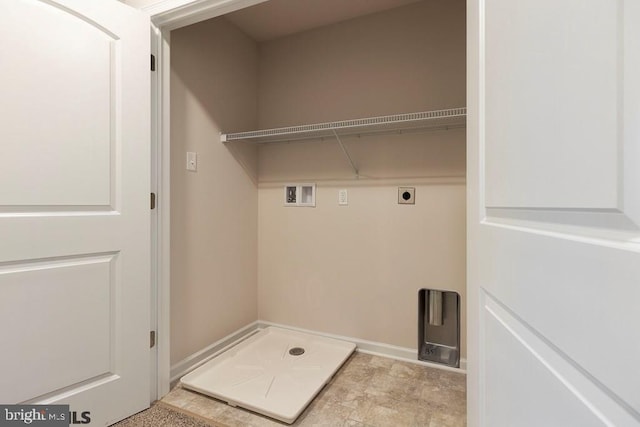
<box><xmin>220</xmin><ymin>107</ymin><xmax>466</xmax><ymax>144</ymax></box>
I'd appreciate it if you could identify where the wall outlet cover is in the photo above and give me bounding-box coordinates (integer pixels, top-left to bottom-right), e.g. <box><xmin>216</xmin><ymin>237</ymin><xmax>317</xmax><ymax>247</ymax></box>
<box><xmin>338</xmin><ymin>189</ymin><xmax>348</xmax><ymax>206</ymax></box>
<box><xmin>398</xmin><ymin>187</ymin><xmax>415</xmax><ymax>204</ymax></box>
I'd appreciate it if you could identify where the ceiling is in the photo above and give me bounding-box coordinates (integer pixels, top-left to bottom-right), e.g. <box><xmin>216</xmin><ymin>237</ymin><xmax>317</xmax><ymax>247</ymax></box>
<box><xmin>225</xmin><ymin>0</ymin><xmax>423</xmax><ymax>42</ymax></box>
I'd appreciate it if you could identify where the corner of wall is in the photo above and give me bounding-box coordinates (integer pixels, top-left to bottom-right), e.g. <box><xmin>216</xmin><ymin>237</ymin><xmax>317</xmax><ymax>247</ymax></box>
<box><xmin>170</xmin><ymin>16</ymin><xmax>260</xmax><ymax>364</ymax></box>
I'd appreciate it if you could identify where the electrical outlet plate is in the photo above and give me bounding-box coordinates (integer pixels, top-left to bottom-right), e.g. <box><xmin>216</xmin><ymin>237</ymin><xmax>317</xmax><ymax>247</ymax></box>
<box><xmin>398</xmin><ymin>187</ymin><xmax>415</xmax><ymax>204</ymax></box>
<box><xmin>338</xmin><ymin>189</ymin><xmax>348</xmax><ymax>206</ymax></box>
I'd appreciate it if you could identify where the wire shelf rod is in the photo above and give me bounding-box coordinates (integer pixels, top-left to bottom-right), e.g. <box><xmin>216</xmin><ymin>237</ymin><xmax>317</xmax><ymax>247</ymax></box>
<box><xmin>220</xmin><ymin>107</ymin><xmax>466</xmax><ymax>144</ymax></box>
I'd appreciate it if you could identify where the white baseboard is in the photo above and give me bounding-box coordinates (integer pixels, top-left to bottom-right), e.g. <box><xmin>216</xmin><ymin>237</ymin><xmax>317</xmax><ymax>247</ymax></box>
<box><xmin>258</xmin><ymin>321</ymin><xmax>467</xmax><ymax>374</ymax></box>
<box><xmin>170</xmin><ymin>320</ymin><xmax>466</xmax><ymax>386</ymax></box>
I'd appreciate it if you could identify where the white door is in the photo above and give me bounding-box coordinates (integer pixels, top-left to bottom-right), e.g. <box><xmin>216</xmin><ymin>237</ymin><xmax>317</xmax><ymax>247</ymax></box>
<box><xmin>0</xmin><ymin>1</ymin><xmax>150</xmax><ymax>425</ymax></box>
<box><xmin>468</xmin><ymin>1</ymin><xmax>640</xmax><ymax>426</ymax></box>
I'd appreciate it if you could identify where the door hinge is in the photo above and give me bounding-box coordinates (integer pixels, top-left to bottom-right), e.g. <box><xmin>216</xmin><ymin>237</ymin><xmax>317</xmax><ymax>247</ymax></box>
<box><xmin>151</xmin><ymin>192</ymin><xmax>156</xmax><ymax>210</ymax></box>
<box><xmin>151</xmin><ymin>54</ymin><xmax>156</xmax><ymax>71</ymax></box>
<box><xmin>150</xmin><ymin>331</ymin><xmax>156</xmax><ymax>348</ymax></box>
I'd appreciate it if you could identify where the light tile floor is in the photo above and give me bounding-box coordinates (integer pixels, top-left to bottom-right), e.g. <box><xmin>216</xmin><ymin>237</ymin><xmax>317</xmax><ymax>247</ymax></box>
<box><xmin>162</xmin><ymin>352</ymin><xmax>466</xmax><ymax>427</ymax></box>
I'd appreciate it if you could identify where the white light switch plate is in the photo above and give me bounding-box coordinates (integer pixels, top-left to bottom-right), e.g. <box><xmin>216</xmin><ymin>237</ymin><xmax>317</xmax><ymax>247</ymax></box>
<box><xmin>187</xmin><ymin>152</ymin><xmax>197</xmax><ymax>171</ymax></box>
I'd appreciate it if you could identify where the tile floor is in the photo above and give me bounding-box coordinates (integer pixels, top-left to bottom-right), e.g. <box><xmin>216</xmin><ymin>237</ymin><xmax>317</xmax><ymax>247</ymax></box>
<box><xmin>161</xmin><ymin>352</ymin><xmax>466</xmax><ymax>427</ymax></box>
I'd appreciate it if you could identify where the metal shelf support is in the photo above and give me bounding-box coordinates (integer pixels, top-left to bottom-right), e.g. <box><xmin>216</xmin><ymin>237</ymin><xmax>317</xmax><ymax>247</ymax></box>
<box><xmin>332</xmin><ymin>130</ymin><xmax>358</xmax><ymax>177</ymax></box>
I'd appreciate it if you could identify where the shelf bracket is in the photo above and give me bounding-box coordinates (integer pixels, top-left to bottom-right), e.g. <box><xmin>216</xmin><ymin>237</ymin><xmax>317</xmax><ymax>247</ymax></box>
<box><xmin>332</xmin><ymin>130</ymin><xmax>359</xmax><ymax>177</ymax></box>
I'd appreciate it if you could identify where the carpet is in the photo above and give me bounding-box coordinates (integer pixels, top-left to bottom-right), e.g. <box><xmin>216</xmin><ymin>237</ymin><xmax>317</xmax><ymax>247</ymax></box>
<box><xmin>112</xmin><ymin>402</ymin><xmax>223</xmax><ymax>427</ymax></box>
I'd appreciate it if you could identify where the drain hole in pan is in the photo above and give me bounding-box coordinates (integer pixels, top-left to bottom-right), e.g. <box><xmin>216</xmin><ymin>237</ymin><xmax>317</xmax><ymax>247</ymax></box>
<box><xmin>289</xmin><ymin>347</ymin><xmax>305</xmax><ymax>356</ymax></box>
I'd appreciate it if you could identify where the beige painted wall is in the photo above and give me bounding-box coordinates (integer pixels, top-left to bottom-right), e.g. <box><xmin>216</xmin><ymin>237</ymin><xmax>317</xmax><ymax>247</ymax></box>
<box><xmin>168</xmin><ymin>0</ymin><xmax>466</xmax><ymax>363</ymax></box>
<box><xmin>256</xmin><ymin>0</ymin><xmax>467</xmax><ymax>355</ymax></box>
<box><xmin>258</xmin><ymin>181</ymin><xmax>466</xmax><ymax>351</ymax></box>
<box><xmin>170</xmin><ymin>18</ymin><xmax>259</xmax><ymax>364</ymax></box>
<box><xmin>257</xmin><ymin>0</ymin><xmax>466</xmax><ymax>128</ymax></box>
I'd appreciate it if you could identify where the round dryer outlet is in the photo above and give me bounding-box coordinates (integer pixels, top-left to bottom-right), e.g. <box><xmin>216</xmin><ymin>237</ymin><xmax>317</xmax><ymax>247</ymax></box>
<box><xmin>398</xmin><ymin>187</ymin><xmax>415</xmax><ymax>204</ymax></box>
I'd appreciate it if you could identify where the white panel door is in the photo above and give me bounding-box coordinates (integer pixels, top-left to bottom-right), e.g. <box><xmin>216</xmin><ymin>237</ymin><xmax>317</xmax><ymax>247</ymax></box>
<box><xmin>0</xmin><ymin>1</ymin><xmax>150</xmax><ymax>425</ymax></box>
<box><xmin>468</xmin><ymin>1</ymin><xmax>640</xmax><ymax>426</ymax></box>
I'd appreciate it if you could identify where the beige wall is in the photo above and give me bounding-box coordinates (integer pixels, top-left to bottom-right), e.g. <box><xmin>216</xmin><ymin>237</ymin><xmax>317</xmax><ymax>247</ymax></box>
<box><xmin>258</xmin><ymin>180</ymin><xmax>466</xmax><ymax>350</ymax></box>
<box><xmin>168</xmin><ymin>0</ymin><xmax>466</xmax><ymax>363</ymax></box>
<box><xmin>170</xmin><ymin>18</ymin><xmax>259</xmax><ymax>364</ymax></box>
<box><xmin>257</xmin><ymin>0</ymin><xmax>466</xmax><ymax>128</ymax></box>
<box><xmin>256</xmin><ymin>0</ymin><xmax>467</xmax><ymax>355</ymax></box>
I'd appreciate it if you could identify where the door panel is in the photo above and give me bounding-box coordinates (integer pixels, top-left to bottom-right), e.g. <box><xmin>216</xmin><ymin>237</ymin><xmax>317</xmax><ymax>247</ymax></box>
<box><xmin>1</xmin><ymin>0</ymin><xmax>116</xmax><ymax>207</ymax></box>
<box><xmin>484</xmin><ymin>0</ymin><xmax>620</xmax><ymax>209</ymax></box>
<box><xmin>0</xmin><ymin>1</ymin><xmax>150</xmax><ymax>425</ymax></box>
<box><xmin>469</xmin><ymin>0</ymin><xmax>640</xmax><ymax>425</ymax></box>
<box><xmin>483</xmin><ymin>295</ymin><xmax>637</xmax><ymax>426</ymax></box>
<box><xmin>1</xmin><ymin>254</ymin><xmax>115</xmax><ymax>403</ymax></box>
<box><xmin>480</xmin><ymin>227</ymin><xmax>640</xmax><ymax>412</ymax></box>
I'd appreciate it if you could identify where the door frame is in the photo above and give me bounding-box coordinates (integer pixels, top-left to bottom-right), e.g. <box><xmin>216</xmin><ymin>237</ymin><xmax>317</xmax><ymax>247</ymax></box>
<box><xmin>466</xmin><ymin>0</ymin><xmax>480</xmax><ymax>424</ymax></box>
<box><xmin>145</xmin><ymin>0</ymin><xmax>271</xmax><ymax>400</ymax></box>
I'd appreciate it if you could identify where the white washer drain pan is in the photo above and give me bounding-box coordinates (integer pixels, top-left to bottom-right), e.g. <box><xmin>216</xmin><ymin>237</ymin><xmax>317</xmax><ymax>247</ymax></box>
<box><xmin>180</xmin><ymin>327</ymin><xmax>356</xmax><ymax>424</ymax></box>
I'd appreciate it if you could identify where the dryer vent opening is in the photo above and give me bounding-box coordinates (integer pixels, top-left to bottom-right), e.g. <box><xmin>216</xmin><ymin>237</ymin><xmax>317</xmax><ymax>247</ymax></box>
<box><xmin>418</xmin><ymin>289</ymin><xmax>460</xmax><ymax>368</ymax></box>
